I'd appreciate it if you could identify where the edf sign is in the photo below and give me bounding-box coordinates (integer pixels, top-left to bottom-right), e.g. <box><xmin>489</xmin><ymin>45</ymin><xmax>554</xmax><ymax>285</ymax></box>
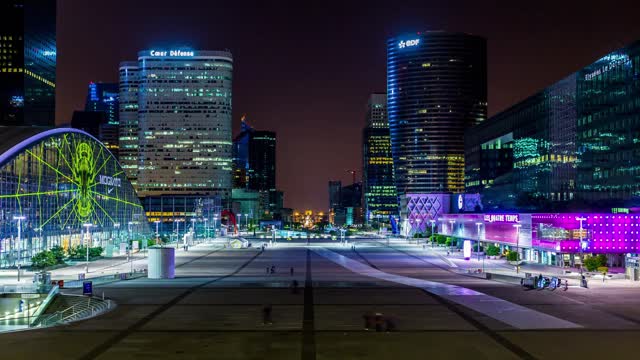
<box><xmin>399</xmin><ymin>39</ymin><xmax>420</xmax><ymax>49</ymax></box>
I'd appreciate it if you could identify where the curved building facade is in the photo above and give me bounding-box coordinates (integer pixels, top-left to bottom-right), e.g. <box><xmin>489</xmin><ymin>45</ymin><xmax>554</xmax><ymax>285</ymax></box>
<box><xmin>0</xmin><ymin>127</ymin><xmax>151</xmax><ymax>268</ymax></box>
<box><xmin>134</xmin><ymin>50</ymin><xmax>234</xmax><ymax>200</ymax></box>
<box><xmin>387</xmin><ymin>32</ymin><xmax>487</xmax><ymax>196</ymax></box>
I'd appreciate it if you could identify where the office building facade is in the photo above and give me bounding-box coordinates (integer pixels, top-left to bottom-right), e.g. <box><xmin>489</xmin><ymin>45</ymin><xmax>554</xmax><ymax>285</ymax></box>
<box><xmin>466</xmin><ymin>40</ymin><xmax>640</xmax><ymax>211</ymax></box>
<box><xmin>120</xmin><ymin>49</ymin><xmax>234</xmax><ymax>202</ymax></box>
<box><xmin>362</xmin><ymin>93</ymin><xmax>397</xmax><ymax>222</ymax></box>
<box><xmin>387</xmin><ymin>31</ymin><xmax>487</xmax><ymax>229</ymax></box>
<box><xmin>84</xmin><ymin>82</ymin><xmax>120</xmax><ymax>157</ymax></box>
<box><xmin>118</xmin><ymin>62</ymin><xmax>139</xmax><ymax>185</ymax></box>
<box><xmin>0</xmin><ymin>0</ymin><xmax>56</xmax><ymax>127</ymax></box>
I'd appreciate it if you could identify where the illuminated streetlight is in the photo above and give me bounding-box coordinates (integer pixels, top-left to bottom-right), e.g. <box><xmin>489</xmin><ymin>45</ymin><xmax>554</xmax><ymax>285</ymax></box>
<box><xmin>449</xmin><ymin>220</ymin><xmax>455</xmax><ymax>253</ymax></box>
<box><xmin>13</xmin><ymin>215</ymin><xmax>26</xmax><ymax>282</ymax></box>
<box><xmin>475</xmin><ymin>222</ymin><xmax>483</xmax><ymax>262</ymax></box>
<box><xmin>576</xmin><ymin>216</ymin><xmax>587</xmax><ymax>276</ymax></box>
<box><xmin>430</xmin><ymin>219</ymin><xmax>436</xmax><ymax>248</ymax></box>
<box><xmin>513</xmin><ymin>223</ymin><xmax>522</xmax><ymax>273</ymax></box>
<box><xmin>83</xmin><ymin>223</ymin><xmax>93</xmax><ymax>273</ymax></box>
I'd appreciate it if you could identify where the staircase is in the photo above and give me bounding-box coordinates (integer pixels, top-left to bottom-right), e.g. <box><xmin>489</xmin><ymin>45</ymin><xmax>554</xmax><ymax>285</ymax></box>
<box><xmin>33</xmin><ymin>294</ymin><xmax>113</xmax><ymax>327</ymax></box>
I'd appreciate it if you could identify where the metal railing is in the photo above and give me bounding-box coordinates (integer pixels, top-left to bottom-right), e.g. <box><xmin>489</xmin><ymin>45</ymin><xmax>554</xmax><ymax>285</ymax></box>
<box><xmin>37</xmin><ymin>296</ymin><xmax>113</xmax><ymax>327</ymax></box>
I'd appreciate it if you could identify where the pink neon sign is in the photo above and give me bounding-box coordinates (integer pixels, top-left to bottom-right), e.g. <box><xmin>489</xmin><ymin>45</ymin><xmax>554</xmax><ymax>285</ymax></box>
<box><xmin>483</xmin><ymin>214</ymin><xmax>520</xmax><ymax>223</ymax></box>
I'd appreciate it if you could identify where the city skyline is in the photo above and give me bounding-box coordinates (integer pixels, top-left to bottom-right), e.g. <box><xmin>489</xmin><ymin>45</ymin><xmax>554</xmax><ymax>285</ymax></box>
<box><xmin>56</xmin><ymin>0</ymin><xmax>640</xmax><ymax>210</ymax></box>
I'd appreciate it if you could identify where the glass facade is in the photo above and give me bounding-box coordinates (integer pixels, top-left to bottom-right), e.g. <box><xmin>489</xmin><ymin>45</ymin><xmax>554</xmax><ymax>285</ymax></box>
<box><xmin>0</xmin><ymin>0</ymin><xmax>56</xmax><ymax>127</ymax></box>
<box><xmin>362</xmin><ymin>93</ymin><xmax>397</xmax><ymax>221</ymax></box>
<box><xmin>0</xmin><ymin>128</ymin><xmax>151</xmax><ymax>268</ymax></box>
<box><xmin>85</xmin><ymin>82</ymin><xmax>119</xmax><ymax>158</ymax></box>
<box><xmin>387</xmin><ymin>31</ymin><xmax>487</xmax><ymax>197</ymax></box>
<box><xmin>132</xmin><ymin>50</ymin><xmax>233</xmax><ymax>200</ymax></box>
<box><xmin>118</xmin><ymin>62</ymin><xmax>139</xmax><ymax>185</ymax></box>
<box><xmin>467</xmin><ymin>40</ymin><xmax>640</xmax><ymax>211</ymax></box>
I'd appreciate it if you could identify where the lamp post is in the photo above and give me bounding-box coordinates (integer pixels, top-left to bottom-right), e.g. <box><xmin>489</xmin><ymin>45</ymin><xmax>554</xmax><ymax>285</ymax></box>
<box><xmin>237</xmin><ymin>214</ymin><xmax>243</xmax><ymax>234</ymax></box>
<box><xmin>154</xmin><ymin>220</ymin><xmax>160</xmax><ymax>244</ymax></box>
<box><xmin>244</xmin><ymin>214</ymin><xmax>249</xmax><ymax>232</ymax></box>
<box><xmin>513</xmin><ymin>223</ymin><xmax>521</xmax><ymax>273</ymax></box>
<box><xmin>13</xmin><ymin>215</ymin><xmax>26</xmax><ymax>282</ymax></box>
<box><xmin>213</xmin><ymin>215</ymin><xmax>218</xmax><ymax>237</ymax></box>
<box><xmin>416</xmin><ymin>218</ymin><xmax>422</xmax><ymax>244</ymax></box>
<box><xmin>67</xmin><ymin>226</ymin><xmax>72</xmax><ymax>249</ymax></box>
<box><xmin>475</xmin><ymin>222</ymin><xmax>482</xmax><ymax>262</ymax></box>
<box><xmin>448</xmin><ymin>220</ymin><xmax>455</xmax><ymax>253</ymax></box>
<box><xmin>114</xmin><ymin>223</ymin><xmax>120</xmax><ymax>249</ymax></box>
<box><xmin>576</xmin><ymin>216</ymin><xmax>587</xmax><ymax>276</ymax></box>
<box><xmin>83</xmin><ymin>223</ymin><xmax>93</xmax><ymax>273</ymax></box>
<box><xmin>430</xmin><ymin>219</ymin><xmax>436</xmax><ymax>248</ymax></box>
<box><xmin>190</xmin><ymin>218</ymin><xmax>196</xmax><ymax>244</ymax></box>
<box><xmin>204</xmin><ymin>218</ymin><xmax>208</xmax><ymax>240</ymax></box>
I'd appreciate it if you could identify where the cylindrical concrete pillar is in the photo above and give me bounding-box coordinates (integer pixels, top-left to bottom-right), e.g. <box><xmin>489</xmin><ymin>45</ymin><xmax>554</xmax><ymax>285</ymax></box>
<box><xmin>148</xmin><ymin>247</ymin><xmax>175</xmax><ymax>279</ymax></box>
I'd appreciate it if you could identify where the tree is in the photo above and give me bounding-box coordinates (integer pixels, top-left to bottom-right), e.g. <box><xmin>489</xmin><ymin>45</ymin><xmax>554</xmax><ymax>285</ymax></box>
<box><xmin>50</xmin><ymin>246</ymin><xmax>66</xmax><ymax>264</ymax></box>
<box><xmin>506</xmin><ymin>251</ymin><xmax>519</xmax><ymax>262</ymax></box>
<box><xmin>595</xmin><ymin>254</ymin><xmax>607</xmax><ymax>267</ymax></box>
<box><xmin>486</xmin><ymin>245</ymin><xmax>500</xmax><ymax>256</ymax></box>
<box><xmin>31</xmin><ymin>251</ymin><xmax>57</xmax><ymax>270</ymax></box>
<box><xmin>583</xmin><ymin>256</ymin><xmax>599</xmax><ymax>271</ymax></box>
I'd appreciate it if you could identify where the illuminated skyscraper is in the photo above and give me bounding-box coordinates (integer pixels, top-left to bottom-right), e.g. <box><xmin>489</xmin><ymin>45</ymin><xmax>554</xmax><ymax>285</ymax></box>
<box><xmin>118</xmin><ymin>62</ymin><xmax>139</xmax><ymax>185</ymax></box>
<box><xmin>387</xmin><ymin>31</ymin><xmax>487</xmax><ymax>230</ymax></box>
<box><xmin>126</xmin><ymin>49</ymin><xmax>234</xmax><ymax>201</ymax></box>
<box><xmin>0</xmin><ymin>0</ymin><xmax>56</xmax><ymax>126</ymax></box>
<box><xmin>362</xmin><ymin>93</ymin><xmax>397</xmax><ymax>221</ymax></box>
<box><xmin>80</xmin><ymin>82</ymin><xmax>120</xmax><ymax>157</ymax></box>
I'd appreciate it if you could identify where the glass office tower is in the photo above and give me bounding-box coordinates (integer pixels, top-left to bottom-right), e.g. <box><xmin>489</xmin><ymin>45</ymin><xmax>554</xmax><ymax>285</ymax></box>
<box><xmin>466</xmin><ymin>40</ymin><xmax>640</xmax><ymax>211</ymax></box>
<box><xmin>387</xmin><ymin>31</ymin><xmax>487</xmax><ymax>229</ymax></box>
<box><xmin>363</xmin><ymin>93</ymin><xmax>398</xmax><ymax>221</ymax></box>
<box><xmin>0</xmin><ymin>0</ymin><xmax>56</xmax><ymax>126</ymax></box>
<box><xmin>118</xmin><ymin>62</ymin><xmax>139</xmax><ymax>185</ymax></box>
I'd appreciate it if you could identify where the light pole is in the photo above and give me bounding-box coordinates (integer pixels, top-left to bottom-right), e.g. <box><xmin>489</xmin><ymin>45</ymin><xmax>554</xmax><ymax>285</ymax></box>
<box><xmin>430</xmin><ymin>219</ymin><xmax>436</xmax><ymax>248</ymax></box>
<box><xmin>67</xmin><ymin>226</ymin><xmax>72</xmax><ymax>249</ymax></box>
<box><xmin>204</xmin><ymin>218</ymin><xmax>208</xmax><ymax>240</ymax></box>
<box><xmin>83</xmin><ymin>223</ymin><xmax>93</xmax><ymax>273</ymax></box>
<box><xmin>449</xmin><ymin>220</ymin><xmax>455</xmax><ymax>253</ymax></box>
<box><xmin>213</xmin><ymin>215</ymin><xmax>218</xmax><ymax>237</ymax></box>
<box><xmin>190</xmin><ymin>218</ymin><xmax>196</xmax><ymax>244</ymax></box>
<box><xmin>475</xmin><ymin>222</ymin><xmax>482</xmax><ymax>262</ymax></box>
<box><xmin>244</xmin><ymin>214</ymin><xmax>249</xmax><ymax>232</ymax></box>
<box><xmin>576</xmin><ymin>216</ymin><xmax>587</xmax><ymax>276</ymax></box>
<box><xmin>237</xmin><ymin>214</ymin><xmax>243</xmax><ymax>234</ymax></box>
<box><xmin>114</xmin><ymin>223</ymin><xmax>120</xmax><ymax>249</ymax></box>
<box><xmin>154</xmin><ymin>220</ymin><xmax>160</xmax><ymax>245</ymax></box>
<box><xmin>13</xmin><ymin>215</ymin><xmax>26</xmax><ymax>282</ymax></box>
<box><xmin>416</xmin><ymin>218</ymin><xmax>422</xmax><ymax>244</ymax></box>
<box><xmin>513</xmin><ymin>223</ymin><xmax>522</xmax><ymax>273</ymax></box>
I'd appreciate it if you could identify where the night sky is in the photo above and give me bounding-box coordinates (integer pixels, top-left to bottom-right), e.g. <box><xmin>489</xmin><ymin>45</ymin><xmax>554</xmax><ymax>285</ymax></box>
<box><xmin>56</xmin><ymin>0</ymin><xmax>640</xmax><ymax>211</ymax></box>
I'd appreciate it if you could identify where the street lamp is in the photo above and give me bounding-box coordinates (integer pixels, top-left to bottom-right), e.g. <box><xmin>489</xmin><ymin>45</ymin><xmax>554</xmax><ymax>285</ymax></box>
<box><xmin>448</xmin><ymin>220</ymin><xmax>455</xmax><ymax>253</ymax></box>
<box><xmin>67</xmin><ymin>226</ymin><xmax>72</xmax><ymax>248</ymax></box>
<box><xmin>416</xmin><ymin>218</ymin><xmax>422</xmax><ymax>244</ymax></box>
<box><xmin>213</xmin><ymin>215</ymin><xmax>218</xmax><ymax>237</ymax></box>
<box><xmin>114</xmin><ymin>223</ymin><xmax>120</xmax><ymax>248</ymax></box>
<box><xmin>237</xmin><ymin>214</ymin><xmax>243</xmax><ymax>233</ymax></box>
<box><xmin>83</xmin><ymin>223</ymin><xmax>93</xmax><ymax>273</ymax></box>
<box><xmin>576</xmin><ymin>216</ymin><xmax>587</xmax><ymax>276</ymax></box>
<box><xmin>429</xmin><ymin>219</ymin><xmax>436</xmax><ymax>248</ymax></box>
<box><xmin>203</xmin><ymin>218</ymin><xmax>208</xmax><ymax>240</ymax></box>
<box><xmin>244</xmin><ymin>214</ymin><xmax>249</xmax><ymax>231</ymax></box>
<box><xmin>13</xmin><ymin>215</ymin><xmax>26</xmax><ymax>282</ymax></box>
<box><xmin>475</xmin><ymin>222</ymin><xmax>482</xmax><ymax>262</ymax></box>
<box><xmin>513</xmin><ymin>223</ymin><xmax>522</xmax><ymax>273</ymax></box>
<box><xmin>154</xmin><ymin>220</ymin><xmax>160</xmax><ymax>245</ymax></box>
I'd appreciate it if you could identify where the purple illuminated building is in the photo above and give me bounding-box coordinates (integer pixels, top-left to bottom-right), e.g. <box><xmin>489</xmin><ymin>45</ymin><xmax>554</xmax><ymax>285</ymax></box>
<box><xmin>438</xmin><ymin>212</ymin><xmax>635</xmax><ymax>268</ymax></box>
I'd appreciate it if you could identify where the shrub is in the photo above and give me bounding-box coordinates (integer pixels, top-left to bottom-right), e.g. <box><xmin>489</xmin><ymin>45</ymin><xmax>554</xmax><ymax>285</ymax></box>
<box><xmin>486</xmin><ymin>245</ymin><xmax>500</xmax><ymax>256</ymax></box>
<box><xmin>597</xmin><ymin>266</ymin><xmax>608</xmax><ymax>274</ymax></box>
<box><xmin>50</xmin><ymin>246</ymin><xmax>66</xmax><ymax>264</ymax></box>
<box><xmin>506</xmin><ymin>251</ymin><xmax>520</xmax><ymax>262</ymax></box>
<box><xmin>583</xmin><ymin>256</ymin><xmax>599</xmax><ymax>271</ymax></box>
<box><xmin>89</xmin><ymin>246</ymin><xmax>103</xmax><ymax>257</ymax></box>
<box><xmin>31</xmin><ymin>251</ymin><xmax>57</xmax><ymax>269</ymax></box>
<box><xmin>436</xmin><ymin>235</ymin><xmax>447</xmax><ymax>244</ymax></box>
<box><xmin>68</xmin><ymin>246</ymin><xmax>103</xmax><ymax>260</ymax></box>
<box><xmin>595</xmin><ymin>254</ymin><xmax>608</xmax><ymax>267</ymax></box>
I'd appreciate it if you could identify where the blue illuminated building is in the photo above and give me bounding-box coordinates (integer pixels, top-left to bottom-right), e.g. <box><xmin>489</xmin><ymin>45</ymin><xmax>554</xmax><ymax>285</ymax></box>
<box><xmin>387</xmin><ymin>31</ymin><xmax>487</xmax><ymax>231</ymax></box>
<box><xmin>466</xmin><ymin>40</ymin><xmax>640</xmax><ymax>211</ymax></box>
<box><xmin>0</xmin><ymin>0</ymin><xmax>57</xmax><ymax>126</ymax></box>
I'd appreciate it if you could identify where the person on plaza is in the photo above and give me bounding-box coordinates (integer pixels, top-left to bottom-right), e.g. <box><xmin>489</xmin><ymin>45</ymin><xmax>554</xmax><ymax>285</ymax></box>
<box><xmin>291</xmin><ymin>279</ymin><xmax>299</xmax><ymax>294</ymax></box>
<box><xmin>262</xmin><ymin>304</ymin><xmax>273</xmax><ymax>325</ymax></box>
<box><xmin>290</xmin><ymin>267</ymin><xmax>294</xmax><ymax>276</ymax></box>
<box><xmin>564</xmin><ymin>279</ymin><xmax>569</xmax><ymax>291</ymax></box>
<box><xmin>266</xmin><ymin>267</ymin><xmax>270</xmax><ymax>275</ymax></box>
<box><xmin>270</xmin><ymin>265</ymin><xmax>275</xmax><ymax>274</ymax></box>
<box><xmin>363</xmin><ymin>311</ymin><xmax>374</xmax><ymax>330</ymax></box>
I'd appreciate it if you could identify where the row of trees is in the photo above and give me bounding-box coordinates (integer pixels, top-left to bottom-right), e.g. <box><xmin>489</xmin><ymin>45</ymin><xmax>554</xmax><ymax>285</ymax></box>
<box><xmin>31</xmin><ymin>245</ymin><xmax>104</xmax><ymax>270</ymax></box>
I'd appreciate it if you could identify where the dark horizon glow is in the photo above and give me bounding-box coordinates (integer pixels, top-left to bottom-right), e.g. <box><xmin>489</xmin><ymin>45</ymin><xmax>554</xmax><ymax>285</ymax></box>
<box><xmin>56</xmin><ymin>0</ymin><xmax>640</xmax><ymax>210</ymax></box>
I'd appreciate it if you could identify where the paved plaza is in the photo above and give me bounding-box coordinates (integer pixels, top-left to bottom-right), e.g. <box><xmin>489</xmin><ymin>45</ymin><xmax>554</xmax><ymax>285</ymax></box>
<box><xmin>2</xmin><ymin>239</ymin><xmax>640</xmax><ymax>359</ymax></box>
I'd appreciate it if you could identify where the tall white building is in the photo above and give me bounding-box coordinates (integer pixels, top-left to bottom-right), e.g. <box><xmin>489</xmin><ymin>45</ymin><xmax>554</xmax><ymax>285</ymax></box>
<box><xmin>119</xmin><ymin>49</ymin><xmax>234</xmax><ymax>201</ymax></box>
<box><xmin>118</xmin><ymin>61</ymin><xmax>139</xmax><ymax>185</ymax></box>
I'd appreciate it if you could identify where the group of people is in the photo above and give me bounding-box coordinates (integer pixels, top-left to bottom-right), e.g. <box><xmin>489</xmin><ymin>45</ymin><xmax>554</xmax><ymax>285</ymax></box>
<box><xmin>363</xmin><ymin>311</ymin><xmax>395</xmax><ymax>332</ymax></box>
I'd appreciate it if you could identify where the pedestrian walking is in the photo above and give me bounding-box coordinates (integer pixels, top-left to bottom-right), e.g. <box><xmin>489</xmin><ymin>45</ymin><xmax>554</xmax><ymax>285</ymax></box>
<box><xmin>270</xmin><ymin>265</ymin><xmax>275</xmax><ymax>274</ymax></box>
<box><xmin>291</xmin><ymin>279</ymin><xmax>299</xmax><ymax>294</ymax></box>
<box><xmin>564</xmin><ymin>279</ymin><xmax>569</xmax><ymax>291</ymax></box>
<box><xmin>266</xmin><ymin>267</ymin><xmax>270</xmax><ymax>275</ymax></box>
<box><xmin>290</xmin><ymin>267</ymin><xmax>294</xmax><ymax>276</ymax></box>
<box><xmin>375</xmin><ymin>313</ymin><xmax>384</xmax><ymax>332</ymax></box>
<box><xmin>262</xmin><ymin>304</ymin><xmax>273</xmax><ymax>325</ymax></box>
<box><xmin>363</xmin><ymin>311</ymin><xmax>374</xmax><ymax>330</ymax></box>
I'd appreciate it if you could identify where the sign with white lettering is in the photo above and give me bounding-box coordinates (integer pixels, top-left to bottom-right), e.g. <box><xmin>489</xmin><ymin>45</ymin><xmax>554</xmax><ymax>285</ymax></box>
<box><xmin>398</xmin><ymin>39</ymin><xmax>420</xmax><ymax>49</ymax></box>
<box><xmin>99</xmin><ymin>175</ymin><xmax>121</xmax><ymax>188</ymax></box>
<box><xmin>149</xmin><ymin>50</ymin><xmax>195</xmax><ymax>57</ymax></box>
<box><xmin>483</xmin><ymin>214</ymin><xmax>520</xmax><ymax>223</ymax></box>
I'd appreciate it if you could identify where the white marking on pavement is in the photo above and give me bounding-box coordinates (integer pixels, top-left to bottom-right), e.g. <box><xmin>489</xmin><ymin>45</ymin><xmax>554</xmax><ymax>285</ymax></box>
<box><xmin>312</xmin><ymin>247</ymin><xmax>581</xmax><ymax>330</ymax></box>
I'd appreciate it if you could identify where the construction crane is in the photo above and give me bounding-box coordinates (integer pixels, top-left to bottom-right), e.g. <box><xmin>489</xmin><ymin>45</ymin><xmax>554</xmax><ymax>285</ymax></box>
<box><xmin>346</xmin><ymin>170</ymin><xmax>356</xmax><ymax>184</ymax></box>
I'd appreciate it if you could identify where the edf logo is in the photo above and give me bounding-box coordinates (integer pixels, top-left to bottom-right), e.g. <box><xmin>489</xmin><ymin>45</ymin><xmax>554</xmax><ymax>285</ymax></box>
<box><xmin>399</xmin><ymin>39</ymin><xmax>420</xmax><ymax>49</ymax></box>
